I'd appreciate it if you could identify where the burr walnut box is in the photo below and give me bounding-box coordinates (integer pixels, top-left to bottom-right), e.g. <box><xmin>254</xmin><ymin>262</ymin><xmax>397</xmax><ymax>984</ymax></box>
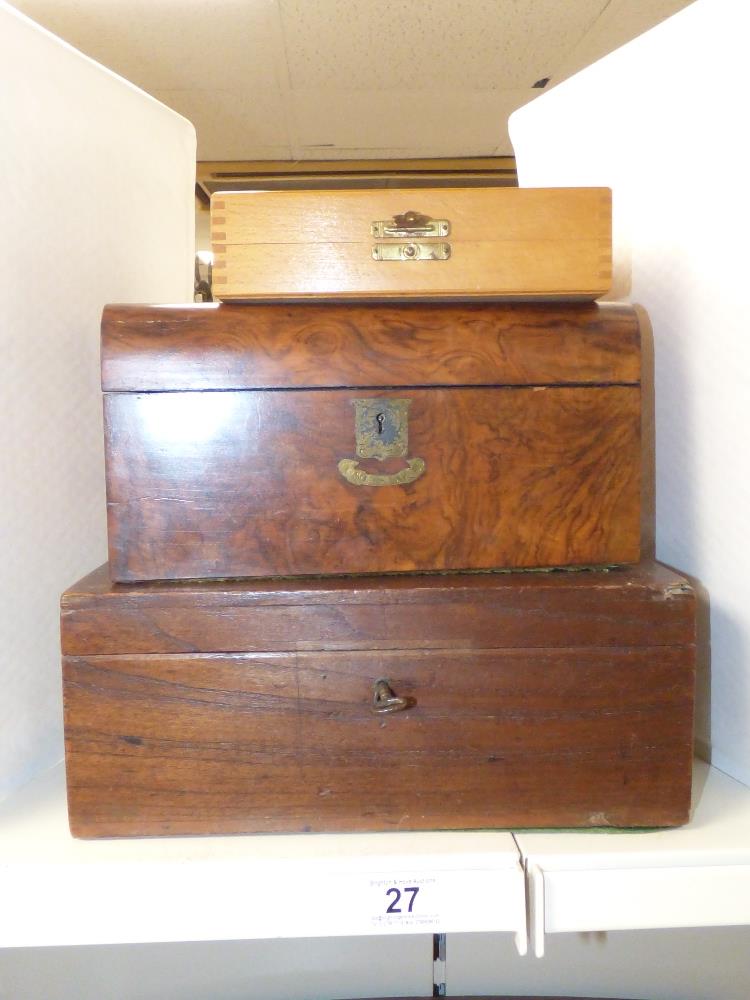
<box><xmin>61</xmin><ymin>561</ymin><xmax>695</xmax><ymax>838</ymax></box>
<box><xmin>102</xmin><ymin>300</ymin><xmax>643</xmax><ymax>582</ymax></box>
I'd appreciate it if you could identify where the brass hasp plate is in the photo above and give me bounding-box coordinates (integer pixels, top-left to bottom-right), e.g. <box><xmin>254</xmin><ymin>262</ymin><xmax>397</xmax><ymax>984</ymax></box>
<box><xmin>371</xmin><ymin>210</ymin><xmax>451</xmax><ymax>262</ymax></box>
<box><xmin>371</xmin><ymin>210</ymin><xmax>450</xmax><ymax>238</ymax></box>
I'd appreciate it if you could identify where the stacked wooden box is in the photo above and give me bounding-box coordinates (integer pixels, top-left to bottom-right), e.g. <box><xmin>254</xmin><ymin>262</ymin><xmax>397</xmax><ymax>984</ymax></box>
<box><xmin>61</xmin><ymin>188</ymin><xmax>696</xmax><ymax>837</ymax></box>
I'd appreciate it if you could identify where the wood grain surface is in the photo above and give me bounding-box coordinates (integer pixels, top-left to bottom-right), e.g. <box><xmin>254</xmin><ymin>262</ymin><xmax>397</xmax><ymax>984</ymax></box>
<box><xmin>61</xmin><ymin>563</ymin><xmax>696</xmax><ymax>657</ymax></box>
<box><xmin>104</xmin><ymin>384</ymin><xmax>640</xmax><ymax>581</ymax></box>
<box><xmin>101</xmin><ymin>301</ymin><xmax>640</xmax><ymax>392</ymax></box>
<box><xmin>210</xmin><ymin>187</ymin><xmax>611</xmax><ymax>300</ymax></box>
<box><xmin>62</xmin><ymin>562</ymin><xmax>696</xmax><ymax>837</ymax></box>
<box><xmin>63</xmin><ymin>647</ymin><xmax>694</xmax><ymax>835</ymax></box>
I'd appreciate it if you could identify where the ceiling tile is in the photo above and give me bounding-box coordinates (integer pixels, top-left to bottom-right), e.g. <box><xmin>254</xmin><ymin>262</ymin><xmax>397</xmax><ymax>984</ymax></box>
<box><xmin>13</xmin><ymin>0</ymin><xmax>285</xmax><ymax>93</ymax></box>
<box><xmin>279</xmin><ymin>0</ymin><xmax>608</xmax><ymax>91</ymax></box>
<box><xmin>551</xmin><ymin>0</ymin><xmax>696</xmax><ymax>83</ymax></box>
<box><xmin>290</xmin><ymin>89</ymin><xmax>532</xmax><ymax>158</ymax></box>
<box><xmin>153</xmin><ymin>90</ymin><xmax>291</xmax><ymax>161</ymax></box>
<box><xmin>11</xmin><ymin>0</ymin><xmax>694</xmax><ymax>164</ymax></box>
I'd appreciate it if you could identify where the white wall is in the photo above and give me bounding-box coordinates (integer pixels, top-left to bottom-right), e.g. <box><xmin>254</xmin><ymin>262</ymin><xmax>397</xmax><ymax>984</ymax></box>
<box><xmin>0</xmin><ymin>1</ymin><xmax>196</xmax><ymax>801</ymax></box>
<box><xmin>509</xmin><ymin>0</ymin><xmax>750</xmax><ymax>787</ymax></box>
<box><xmin>450</xmin><ymin>927</ymin><xmax>750</xmax><ymax>1000</ymax></box>
<box><xmin>0</xmin><ymin>936</ymin><xmax>431</xmax><ymax>1000</ymax></box>
<box><xmin>3</xmin><ymin>927</ymin><xmax>750</xmax><ymax>1000</ymax></box>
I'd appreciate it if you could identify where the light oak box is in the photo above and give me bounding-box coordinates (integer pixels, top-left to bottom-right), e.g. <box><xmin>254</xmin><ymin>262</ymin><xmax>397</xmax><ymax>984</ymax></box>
<box><xmin>210</xmin><ymin>187</ymin><xmax>612</xmax><ymax>301</ymax></box>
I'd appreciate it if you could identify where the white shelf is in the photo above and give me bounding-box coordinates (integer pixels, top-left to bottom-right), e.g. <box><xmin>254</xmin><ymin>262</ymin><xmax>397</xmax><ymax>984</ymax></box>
<box><xmin>4</xmin><ymin>760</ymin><xmax>750</xmax><ymax>955</ymax></box>
<box><xmin>518</xmin><ymin>760</ymin><xmax>750</xmax><ymax>956</ymax></box>
<box><xmin>0</xmin><ymin>763</ymin><xmax>526</xmax><ymax>951</ymax></box>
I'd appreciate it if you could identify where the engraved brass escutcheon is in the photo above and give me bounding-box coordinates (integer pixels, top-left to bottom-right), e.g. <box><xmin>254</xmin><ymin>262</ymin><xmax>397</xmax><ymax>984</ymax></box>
<box><xmin>338</xmin><ymin>398</ymin><xmax>425</xmax><ymax>487</ymax></box>
<box><xmin>338</xmin><ymin>457</ymin><xmax>425</xmax><ymax>487</ymax></box>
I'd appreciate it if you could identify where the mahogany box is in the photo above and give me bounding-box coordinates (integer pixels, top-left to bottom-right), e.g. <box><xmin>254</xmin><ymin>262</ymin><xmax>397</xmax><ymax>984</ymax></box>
<box><xmin>102</xmin><ymin>300</ymin><xmax>643</xmax><ymax>582</ymax></box>
<box><xmin>210</xmin><ymin>187</ymin><xmax>612</xmax><ymax>301</ymax></box>
<box><xmin>62</xmin><ymin>561</ymin><xmax>695</xmax><ymax>838</ymax></box>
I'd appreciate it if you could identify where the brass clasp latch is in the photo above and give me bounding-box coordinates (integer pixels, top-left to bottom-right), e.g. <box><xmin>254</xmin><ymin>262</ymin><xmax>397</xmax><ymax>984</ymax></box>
<box><xmin>371</xmin><ymin>210</ymin><xmax>451</xmax><ymax>262</ymax></box>
<box><xmin>372</xmin><ymin>242</ymin><xmax>450</xmax><ymax>261</ymax></box>
<box><xmin>371</xmin><ymin>210</ymin><xmax>450</xmax><ymax>239</ymax></box>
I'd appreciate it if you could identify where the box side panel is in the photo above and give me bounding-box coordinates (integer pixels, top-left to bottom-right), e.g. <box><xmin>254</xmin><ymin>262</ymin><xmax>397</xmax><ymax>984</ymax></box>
<box><xmin>104</xmin><ymin>385</ymin><xmax>641</xmax><ymax>582</ymax></box>
<box><xmin>63</xmin><ymin>644</ymin><xmax>694</xmax><ymax>837</ymax></box>
<box><xmin>213</xmin><ymin>188</ymin><xmax>611</xmax><ymax>244</ymax></box>
<box><xmin>100</xmin><ymin>302</ymin><xmax>641</xmax><ymax>393</ymax></box>
<box><xmin>213</xmin><ymin>240</ymin><xmax>610</xmax><ymax>300</ymax></box>
<box><xmin>61</xmin><ymin>567</ymin><xmax>696</xmax><ymax>656</ymax></box>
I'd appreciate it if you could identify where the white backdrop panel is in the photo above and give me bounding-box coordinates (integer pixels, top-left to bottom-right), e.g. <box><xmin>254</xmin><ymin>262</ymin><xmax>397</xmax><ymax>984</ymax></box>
<box><xmin>0</xmin><ymin>1</ymin><xmax>195</xmax><ymax>800</ymax></box>
<box><xmin>509</xmin><ymin>0</ymin><xmax>750</xmax><ymax>786</ymax></box>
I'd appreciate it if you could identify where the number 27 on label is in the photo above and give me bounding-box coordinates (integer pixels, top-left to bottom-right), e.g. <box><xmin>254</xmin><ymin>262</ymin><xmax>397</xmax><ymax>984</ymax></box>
<box><xmin>385</xmin><ymin>885</ymin><xmax>419</xmax><ymax>914</ymax></box>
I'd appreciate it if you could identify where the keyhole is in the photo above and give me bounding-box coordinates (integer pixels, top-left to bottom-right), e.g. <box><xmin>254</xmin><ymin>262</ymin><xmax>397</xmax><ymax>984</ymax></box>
<box><xmin>376</xmin><ymin>412</ymin><xmax>385</xmax><ymax>435</ymax></box>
